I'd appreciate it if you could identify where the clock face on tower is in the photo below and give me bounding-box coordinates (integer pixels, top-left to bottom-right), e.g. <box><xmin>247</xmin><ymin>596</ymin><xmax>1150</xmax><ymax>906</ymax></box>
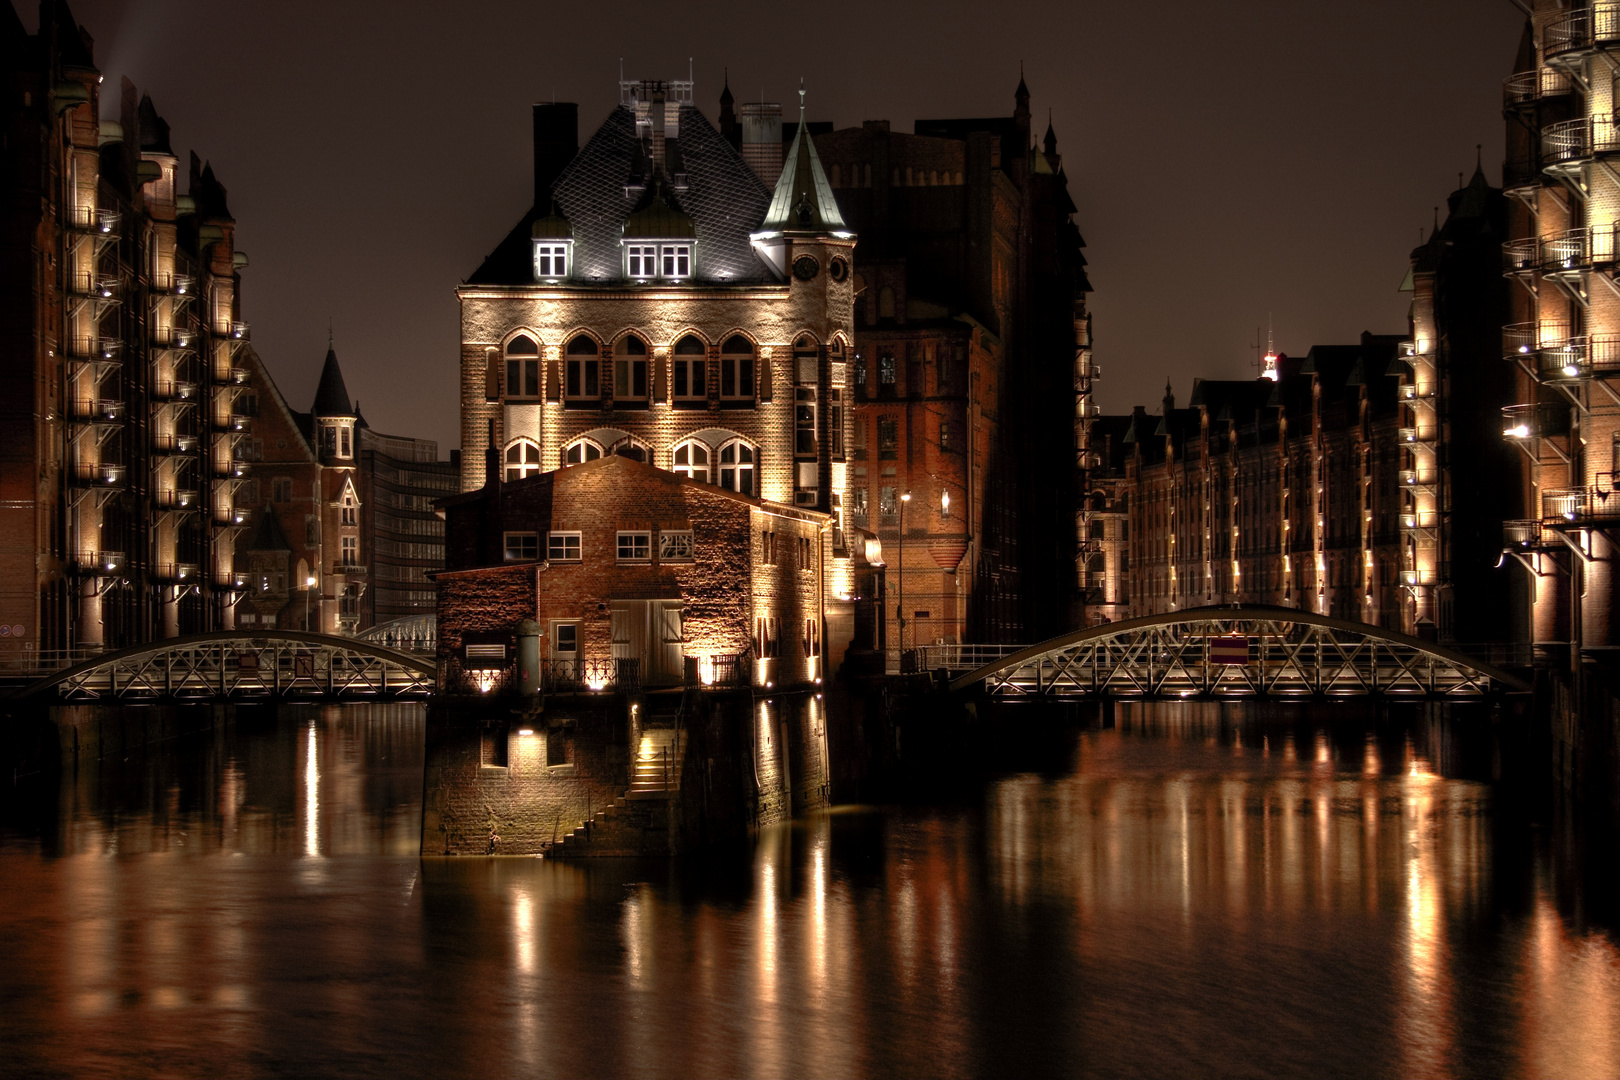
<box><xmin>793</xmin><ymin>255</ymin><xmax>820</xmax><ymax>282</ymax></box>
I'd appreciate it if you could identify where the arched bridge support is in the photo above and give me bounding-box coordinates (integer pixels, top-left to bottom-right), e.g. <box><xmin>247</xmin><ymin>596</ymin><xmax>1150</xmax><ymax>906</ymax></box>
<box><xmin>15</xmin><ymin>630</ymin><xmax>437</xmax><ymax>702</ymax></box>
<box><xmin>947</xmin><ymin>606</ymin><xmax>1530</xmax><ymax>700</ymax></box>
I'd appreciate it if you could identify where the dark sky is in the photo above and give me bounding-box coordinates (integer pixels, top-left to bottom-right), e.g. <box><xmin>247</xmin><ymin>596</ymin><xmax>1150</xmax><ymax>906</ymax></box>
<box><xmin>23</xmin><ymin>0</ymin><xmax>1528</xmax><ymax>450</ymax></box>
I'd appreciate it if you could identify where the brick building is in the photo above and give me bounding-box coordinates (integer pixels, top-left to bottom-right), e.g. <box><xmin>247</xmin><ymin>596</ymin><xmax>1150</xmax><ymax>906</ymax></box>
<box><xmin>456</xmin><ymin>75</ymin><xmax>860</xmax><ymax>660</ymax></box>
<box><xmin>236</xmin><ymin>343</ymin><xmax>451</xmax><ymax>634</ymax></box>
<box><xmin>1</xmin><ymin>4</ymin><xmax>257</xmax><ymax>659</ymax></box>
<box><xmin>813</xmin><ymin>78</ymin><xmax>1093</xmax><ymax>651</ymax></box>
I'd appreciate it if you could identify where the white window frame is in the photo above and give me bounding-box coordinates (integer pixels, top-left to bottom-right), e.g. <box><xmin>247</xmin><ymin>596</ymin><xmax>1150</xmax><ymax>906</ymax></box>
<box><xmin>659</xmin><ymin>530</ymin><xmax>694</xmax><ymax>561</ymax></box>
<box><xmin>533</xmin><ymin>242</ymin><xmax>570</xmax><ymax>281</ymax></box>
<box><xmin>562</xmin><ymin>438</ymin><xmax>603</xmax><ymax>466</ymax></box>
<box><xmin>627</xmin><ymin>244</ymin><xmax>657</xmax><ymax>279</ymax></box>
<box><xmin>547</xmin><ymin>531</ymin><xmax>582</xmax><ymax>561</ymax></box>
<box><xmin>672</xmin><ymin>439</ymin><xmax>711</xmax><ymax>483</ymax></box>
<box><xmin>616</xmin><ymin>530</ymin><xmax>652</xmax><ymax>562</ymax></box>
<box><xmin>340</xmin><ymin>535</ymin><xmax>359</xmax><ymax>566</ymax></box>
<box><xmin>505</xmin><ymin>439</ymin><xmax>542</xmax><ymax>480</ymax></box>
<box><xmin>718</xmin><ymin>438</ymin><xmax>756</xmax><ymax>497</ymax></box>
<box><xmin>661</xmin><ymin>243</ymin><xmax>691</xmax><ymax>279</ymax></box>
<box><xmin>504</xmin><ymin>531</ymin><xmax>540</xmax><ymax>562</ymax></box>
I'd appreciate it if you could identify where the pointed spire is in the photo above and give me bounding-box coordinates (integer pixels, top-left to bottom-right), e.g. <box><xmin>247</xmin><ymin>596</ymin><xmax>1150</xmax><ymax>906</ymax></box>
<box><xmin>759</xmin><ymin>79</ymin><xmax>846</xmax><ymax>234</ymax></box>
<box><xmin>1043</xmin><ymin>110</ymin><xmax>1057</xmax><ymax>156</ymax></box>
<box><xmin>719</xmin><ymin>67</ymin><xmax>733</xmax><ymax>105</ymax></box>
<box><xmin>1016</xmin><ymin>61</ymin><xmax>1030</xmax><ymax>103</ymax></box>
<box><xmin>312</xmin><ymin>342</ymin><xmax>354</xmax><ymax>417</ymax></box>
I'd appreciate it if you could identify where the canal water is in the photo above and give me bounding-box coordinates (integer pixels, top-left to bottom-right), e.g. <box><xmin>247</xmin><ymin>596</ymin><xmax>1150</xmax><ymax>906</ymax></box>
<box><xmin>3</xmin><ymin>702</ymin><xmax>1619</xmax><ymax>1078</ymax></box>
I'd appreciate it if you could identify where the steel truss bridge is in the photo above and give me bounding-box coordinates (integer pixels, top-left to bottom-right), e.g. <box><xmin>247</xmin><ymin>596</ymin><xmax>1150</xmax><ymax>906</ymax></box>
<box><xmin>13</xmin><ymin>631</ymin><xmax>437</xmax><ymax>702</ymax></box>
<box><xmin>940</xmin><ymin>606</ymin><xmax>1529</xmax><ymax>700</ymax></box>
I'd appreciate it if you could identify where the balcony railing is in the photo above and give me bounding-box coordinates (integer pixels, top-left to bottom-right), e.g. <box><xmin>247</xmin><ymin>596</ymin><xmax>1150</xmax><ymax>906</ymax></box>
<box><xmin>213</xmin><ymin>366</ymin><xmax>251</xmax><ymax>386</ymax></box>
<box><xmin>68</xmin><ymin>275</ymin><xmax>119</xmax><ymax>300</ymax></box>
<box><xmin>70</xmin><ymin>399</ymin><xmax>124</xmax><ymax>423</ymax></box>
<box><xmin>1540</xmin><ymin>225</ymin><xmax>1620</xmax><ymax>272</ymax></box>
<box><xmin>152</xmin><ymin>433</ymin><xmax>198</xmax><ymax>454</ymax></box>
<box><xmin>152</xmin><ymin>379</ymin><xmax>197</xmax><ymax>402</ymax></box>
<box><xmin>1502</xmin><ymin>237</ymin><xmax>1539</xmax><ymax>273</ymax></box>
<box><xmin>1537</xmin><ymin>340</ymin><xmax>1590</xmax><ymax>380</ymax></box>
<box><xmin>1398</xmin><ymin>380</ymin><xmax>1434</xmax><ymax>402</ymax></box>
<box><xmin>67</xmin><ymin>336</ymin><xmax>121</xmax><ymax>363</ymax></box>
<box><xmin>1542</xmin><ymin>116</ymin><xmax>1620</xmax><ymax>166</ymax></box>
<box><xmin>154</xmin><ymin>488</ymin><xmax>199</xmax><ymax>510</ymax></box>
<box><xmin>1397</xmin><ymin>426</ymin><xmax>1435</xmax><ymax>445</ymax></box>
<box><xmin>1543</xmin><ymin>486</ymin><xmax>1620</xmax><ymax>523</ymax></box>
<box><xmin>74</xmin><ymin>550</ymin><xmax>126</xmax><ymax>575</ymax></box>
<box><xmin>1400</xmin><ymin>511</ymin><xmax>1441</xmax><ymax>532</ymax></box>
<box><xmin>67</xmin><ymin>206</ymin><xmax>119</xmax><ymax>233</ymax></box>
<box><xmin>155</xmin><ymin>562</ymin><xmax>200</xmax><ymax>583</ymax></box>
<box><xmin>1503</xmin><ymin>519</ymin><xmax>1553</xmax><ymax>547</ymax></box>
<box><xmin>538</xmin><ymin>657</ymin><xmax>640</xmax><ymax>693</ymax></box>
<box><xmin>331</xmin><ymin>561</ymin><xmax>366</xmax><ymax>576</ymax></box>
<box><xmin>1503</xmin><ymin>68</ymin><xmax>1575</xmax><ymax>106</ymax></box>
<box><xmin>1544</xmin><ymin>4</ymin><xmax>1620</xmax><ymax>60</ymax></box>
<box><xmin>228</xmin><ymin>322</ymin><xmax>250</xmax><ymax>342</ymax></box>
<box><xmin>1398</xmin><ymin>469</ymin><xmax>1435</xmax><ymax>490</ymax></box>
<box><xmin>214</xmin><ymin>413</ymin><xmax>250</xmax><ymax>432</ymax></box>
<box><xmin>686</xmin><ymin>653</ymin><xmax>749</xmax><ymax>688</ymax></box>
<box><xmin>70</xmin><ymin>462</ymin><xmax>126</xmax><ymax>488</ymax></box>
<box><xmin>1502</xmin><ymin>402</ymin><xmax>1569</xmax><ymax>440</ymax></box>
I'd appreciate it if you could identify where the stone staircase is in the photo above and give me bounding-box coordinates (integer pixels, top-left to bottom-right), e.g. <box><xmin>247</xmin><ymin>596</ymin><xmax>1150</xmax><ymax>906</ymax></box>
<box><xmin>547</xmin><ymin>721</ymin><xmax>686</xmax><ymax>857</ymax></box>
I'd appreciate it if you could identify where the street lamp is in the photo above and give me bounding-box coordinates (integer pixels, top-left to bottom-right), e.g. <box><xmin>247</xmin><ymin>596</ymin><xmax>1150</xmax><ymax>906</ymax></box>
<box><xmin>898</xmin><ymin>491</ymin><xmax>911</xmax><ymax>659</ymax></box>
<box><xmin>305</xmin><ymin>574</ymin><xmax>317</xmax><ymax>632</ymax></box>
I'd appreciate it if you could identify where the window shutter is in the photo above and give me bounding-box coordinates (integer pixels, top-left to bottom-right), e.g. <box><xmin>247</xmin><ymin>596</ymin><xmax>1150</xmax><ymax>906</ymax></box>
<box><xmin>484</xmin><ymin>351</ymin><xmax>499</xmax><ymax>402</ymax></box>
<box><xmin>654</xmin><ymin>354</ymin><xmax>668</xmax><ymax>403</ymax></box>
<box><xmin>759</xmin><ymin>353</ymin><xmax>772</xmax><ymax>402</ymax></box>
<box><xmin>545</xmin><ymin>358</ymin><xmax>559</xmax><ymax>402</ymax></box>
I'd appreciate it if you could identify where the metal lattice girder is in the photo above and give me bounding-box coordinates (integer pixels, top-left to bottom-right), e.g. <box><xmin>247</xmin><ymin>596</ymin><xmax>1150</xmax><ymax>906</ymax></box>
<box><xmin>22</xmin><ymin>630</ymin><xmax>436</xmax><ymax>702</ymax></box>
<box><xmin>950</xmin><ymin>605</ymin><xmax>1529</xmax><ymax>700</ymax></box>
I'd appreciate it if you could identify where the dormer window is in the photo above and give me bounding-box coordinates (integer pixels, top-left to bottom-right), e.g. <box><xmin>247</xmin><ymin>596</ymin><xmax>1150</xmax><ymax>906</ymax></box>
<box><xmin>533</xmin><ymin>243</ymin><xmax>569</xmax><ymax>281</ymax></box>
<box><xmin>661</xmin><ymin>244</ymin><xmax>691</xmax><ymax>278</ymax></box>
<box><xmin>625</xmin><ymin>242</ymin><xmax>692</xmax><ymax>281</ymax></box>
<box><xmin>627</xmin><ymin>244</ymin><xmax>657</xmax><ymax>278</ymax></box>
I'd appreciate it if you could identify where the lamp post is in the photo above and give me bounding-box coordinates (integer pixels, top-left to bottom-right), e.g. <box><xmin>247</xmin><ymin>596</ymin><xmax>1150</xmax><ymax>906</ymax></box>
<box><xmin>305</xmin><ymin>575</ymin><xmax>317</xmax><ymax>632</ymax></box>
<box><xmin>898</xmin><ymin>491</ymin><xmax>911</xmax><ymax>660</ymax></box>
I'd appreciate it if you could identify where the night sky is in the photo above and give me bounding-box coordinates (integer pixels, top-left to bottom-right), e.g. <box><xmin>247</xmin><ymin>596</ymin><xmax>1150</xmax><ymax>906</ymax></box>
<box><xmin>22</xmin><ymin>0</ymin><xmax>1527</xmax><ymax>451</ymax></box>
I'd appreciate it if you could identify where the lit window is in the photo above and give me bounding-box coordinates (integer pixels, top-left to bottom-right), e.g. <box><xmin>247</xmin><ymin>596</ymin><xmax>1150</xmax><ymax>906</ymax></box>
<box><xmin>562</xmin><ymin>438</ymin><xmax>603</xmax><ymax>466</ymax></box>
<box><xmin>880</xmin><ymin>486</ymin><xmax>898</xmax><ymax>525</ymax></box>
<box><xmin>339</xmin><ymin>426</ymin><xmax>351</xmax><ymax>458</ymax></box>
<box><xmin>617</xmin><ymin>531</ymin><xmax>651</xmax><ymax>561</ymax></box>
<box><xmin>627</xmin><ymin>244</ymin><xmax>657</xmax><ymax>278</ymax></box>
<box><xmin>939</xmin><ymin>420</ymin><xmax>953</xmax><ymax>451</ymax></box>
<box><xmin>505</xmin><ymin>334</ymin><xmax>540</xmax><ymax>398</ymax></box>
<box><xmin>661</xmin><ymin>244</ymin><xmax>691</xmax><ymax>278</ymax></box>
<box><xmin>828</xmin><ymin>389</ymin><xmax>843</xmax><ymax>456</ymax></box>
<box><xmin>505</xmin><ymin>439</ymin><xmax>541</xmax><ymax>480</ymax></box>
<box><xmin>340</xmin><ymin>536</ymin><xmax>359</xmax><ymax>566</ymax></box>
<box><xmin>672</xmin><ymin>440</ymin><xmax>710</xmax><ymax>483</ymax></box>
<box><xmin>564</xmin><ymin>335</ymin><xmax>600</xmax><ymax>400</ymax></box>
<box><xmin>673</xmin><ymin>335</ymin><xmax>707</xmax><ymax>404</ymax></box>
<box><xmin>547</xmin><ymin>531</ymin><xmax>581</xmax><ymax>561</ymax></box>
<box><xmin>533</xmin><ymin>244</ymin><xmax>569</xmax><ymax>280</ymax></box>
<box><xmin>879</xmin><ymin>354</ymin><xmax>897</xmax><ymax>385</ymax></box>
<box><xmin>852</xmin><ymin>487</ymin><xmax>868</xmax><ymax>524</ymax></box>
<box><xmin>659</xmin><ymin>530</ymin><xmax>694</xmax><ymax>561</ymax></box>
<box><xmin>720</xmin><ymin>335</ymin><xmax>755</xmax><ymax>404</ymax></box>
<box><xmin>504</xmin><ymin>531</ymin><xmax>539</xmax><ymax>561</ymax></box>
<box><xmin>878</xmin><ymin>417</ymin><xmax>899</xmax><ymax>459</ymax></box>
<box><xmin>795</xmin><ymin>387</ymin><xmax>817</xmax><ymax>455</ymax></box>
<box><xmin>718</xmin><ymin>439</ymin><xmax>756</xmax><ymax>497</ymax></box>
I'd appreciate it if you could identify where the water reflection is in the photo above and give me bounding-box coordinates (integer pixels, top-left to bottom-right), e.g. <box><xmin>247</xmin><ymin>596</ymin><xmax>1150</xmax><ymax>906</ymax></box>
<box><xmin>3</xmin><ymin>703</ymin><xmax>1620</xmax><ymax>1077</ymax></box>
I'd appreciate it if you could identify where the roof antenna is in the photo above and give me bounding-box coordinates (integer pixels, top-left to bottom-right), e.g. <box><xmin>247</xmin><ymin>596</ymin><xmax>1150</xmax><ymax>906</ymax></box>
<box><xmin>798</xmin><ymin>77</ymin><xmax>806</xmax><ymax>121</ymax></box>
<box><xmin>328</xmin><ymin>317</ymin><xmax>333</xmax><ymax>349</ymax></box>
<box><xmin>619</xmin><ymin>57</ymin><xmax>624</xmax><ymax>85</ymax></box>
<box><xmin>1267</xmin><ymin>313</ymin><xmax>1274</xmax><ymax>356</ymax></box>
<box><xmin>689</xmin><ymin>56</ymin><xmax>693</xmax><ymax>83</ymax></box>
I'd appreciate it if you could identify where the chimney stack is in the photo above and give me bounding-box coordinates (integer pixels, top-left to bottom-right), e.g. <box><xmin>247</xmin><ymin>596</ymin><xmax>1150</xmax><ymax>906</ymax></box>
<box><xmin>532</xmin><ymin>103</ymin><xmax>579</xmax><ymax>210</ymax></box>
<box><xmin>740</xmin><ymin>101</ymin><xmax>783</xmax><ymax>185</ymax></box>
<box><xmin>484</xmin><ymin>419</ymin><xmax>500</xmax><ymax>489</ymax></box>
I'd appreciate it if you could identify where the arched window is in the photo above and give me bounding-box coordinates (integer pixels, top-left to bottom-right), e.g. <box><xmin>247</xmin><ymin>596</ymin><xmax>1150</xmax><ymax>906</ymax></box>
<box><xmin>564</xmin><ymin>335</ymin><xmax>600</xmax><ymax>401</ymax></box>
<box><xmin>606</xmin><ymin>435</ymin><xmax>649</xmax><ymax>462</ymax></box>
<box><xmin>505</xmin><ymin>334</ymin><xmax>540</xmax><ymax>399</ymax></box>
<box><xmin>613</xmin><ymin>335</ymin><xmax>649</xmax><ymax>403</ymax></box>
<box><xmin>673</xmin><ymin>334</ymin><xmax>707</xmax><ymax>405</ymax></box>
<box><xmin>562</xmin><ymin>437</ymin><xmax>603</xmax><ymax>466</ymax></box>
<box><xmin>718</xmin><ymin>438</ymin><xmax>756</xmax><ymax>497</ymax></box>
<box><xmin>672</xmin><ymin>439</ymin><xmax>710</xmax><ymax>483</ymax></box>
<box><xmin>505</xmin><ymin>439</ymin><xmax>541</xmax><ymax>480</ymax></box>
<box><xmin>720</xmin><ymin>335</ymin><xmax>755</xmax><ymax>404</ymax></box>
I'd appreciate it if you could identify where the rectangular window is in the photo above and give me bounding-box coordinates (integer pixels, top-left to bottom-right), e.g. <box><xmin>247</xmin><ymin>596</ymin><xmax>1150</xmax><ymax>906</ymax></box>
<box><xmin>721</xmin><ymin>357</ymin><xmax>755</xmax><ymax>400</ymax></box>
<box><xmin>616</xmin><ymin>531</ymin><xmax>651</xmax><ymax>561</ymax></box>
<box><xmin>939</xmin><ymin>420</ymin><xmax>953</xmax><ymax>452</ymax></box>
<box><xmin>504</xmin><ymin>531</ymin><xmax>539</xmax><ymax>562</ymax></box>
<box><xmin>803</xmin><ymin>618</ymin><xmax>820</xmax><ymax>657</ymax></box>
<box><xmin>761</xmin><ymin>530</ymin><xmax>777</xmax><ymax>565</ymax></box>
<box><xmin>674</xmin><ymin>356</ymin><xmax>706</xmax><ymax>400</ymax></box>
<box><xmin>659</xmin><ymin>530</ymin><xmax>694</xmax><ymax>561</ymax></box>
<box><xmin>755</xmin><ymin>616</ymin><xmax>781</xmax><ymax>658</ymax></box>
<box><xmin>507</xmin><ymin>358</ymin><xmax>539</xmax><ymax>398</ymax></box>
<box><xmin>878</xmin><ymin>417</ymin><xmax>899</xmax><ymax>459</ymax></box>
<box><xmin>614</xmin><ymin>358</ymin><xmax>648</xmax><ymax>399</ymax></box>
<box><xmin>798</xmin><ymin>536</ymin><xmax>813</xmax><ymax>571</ymax></box>
<box><xmin>627</xmin><ymin>244</ymin><xmax>657</xmax><ymax>278</ymax></box>
<box><xmin>534</xmin><ymin>243</ymin><xmax>568</xmax><ymax>279</ymax></box>
<box><xmin>273</xmin><ymin>477</ymin><xmax>292</xmax><ymax>503</ymax></box>
<box><xmin>341</xmin><ymin>504</ymin><xmax>357</xmax><ymax>526</ymax></box>
<box><xmin>880</xmin><ymin>486</ymin><xmax>898</xmax><ymax>526</ymax></box>
<box><xmin>340</xmin><ymin>536</ymin><xmax>359</xmax><ymax>566</ymax></box>
<box><xmin>879</xmin><ymin>354</ymin><xmax>897</xmax><ymax>385</ymax></box>
<box><xmin>339</xmin><ymin>427</ymin><xmax>351</xmax><ymax>458</ymax></box>
<box><xmin>567</xmin><ymin>358</ymin><xmax>599</xmax><ymax>398</ymax></box>
<box><xmin>852</xmin><ymin>487</ymin><xmax>868</xmax><ymax>524</ymax></box>
<box><xmin>828</xmin><ymin>389</ymin><xmax>843</xmax><ymax>456</ymax></box>
<box><xmin>306</xmin><ymin>516</ymin><xmax>319</xmax><ymax>547</ymax></box>
<box><xmin>852</xmin><ymin>418</ymin><xmax>867</xmax><ymax>458</ymax></box>
<box><xmin>547</xmin><ymin>531</ymin><xmax>581</xmax><ymax>561</ymax></box>
<box><xmin>853</xmin><ymin>356</ymin><xmax>867</xmax><ymax>394</ymax></box>
<box><xmin>795</xmin><ymin>387</ymin><xmax>817</xmax><ymax>455</ymax></box>
<box><xmin>661</xmin><ymin>244</ymin><xmax>691</xmax><ymax>278</ymax></box>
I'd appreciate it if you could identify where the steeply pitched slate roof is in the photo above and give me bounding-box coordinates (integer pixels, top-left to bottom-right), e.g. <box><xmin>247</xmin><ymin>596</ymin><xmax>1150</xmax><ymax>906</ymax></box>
<box><xmin>466</xmin><ymin>103</ymin><xmax>772</xmax><ymax>286</ymax></box>
<box><xmin>247</xmin><ymin>509</ymin><xmax>292</xmax><ymax>552</ymax></box>
<box><xmin>311</xmin><ymin>347</ymin><xmax>353</xmax><ymax>416</ymax></box>
<box><xmin>761</xmin><ymin>110</ymin><xmax>846</xmax><ymax>234</ymax></box>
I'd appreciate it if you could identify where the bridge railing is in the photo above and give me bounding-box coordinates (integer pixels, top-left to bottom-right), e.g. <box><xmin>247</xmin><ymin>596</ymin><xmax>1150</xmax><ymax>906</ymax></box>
<box><xmin>907</xmin><ymin>643</ymin><xmax>1024</xmax><ymax>674</ymax></box>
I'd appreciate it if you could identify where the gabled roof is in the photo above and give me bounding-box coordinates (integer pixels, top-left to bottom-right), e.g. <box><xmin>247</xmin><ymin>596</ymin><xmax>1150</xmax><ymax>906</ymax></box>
<box><xmin>247</xmin><ymin>508</ymin><xmax>292</xmax><ymax>552</ymax></box>
<box><xmin>760</xmin><ymin>98</ymin><xmax>846</xmax><ymax>234</ymax></box>
<box><xmin>137</xmin><ymin>94</ymin><xmax>172</xmax><ymax>156</ymax></box>
<box><xmin>311</xmin><ymin>347</ymin><xmax>354</xmax><ymax>417</ymax></box>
